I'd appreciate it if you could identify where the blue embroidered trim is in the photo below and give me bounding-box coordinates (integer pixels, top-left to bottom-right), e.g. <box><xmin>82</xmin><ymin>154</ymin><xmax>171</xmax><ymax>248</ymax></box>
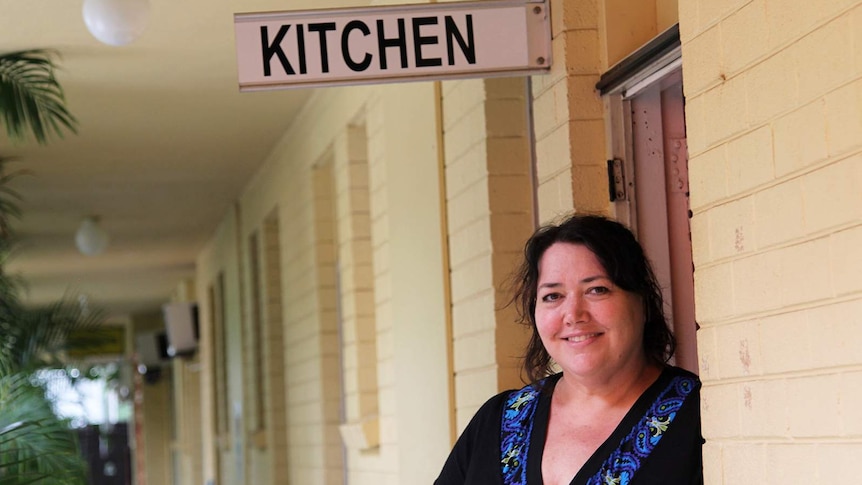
<box><xmin>500</xmin><ymin>383</ymin><xmax>543</xmax><ymax>485</ymax></box>
<box><xmin>586</xmin><ymin>375</ymin><xmax>696</xmax><ymax>485</ymax></box>
<box><xmin>499</xmin><ymin>374</ymin><xmax>696</xmax><ymax>485</ymax></box>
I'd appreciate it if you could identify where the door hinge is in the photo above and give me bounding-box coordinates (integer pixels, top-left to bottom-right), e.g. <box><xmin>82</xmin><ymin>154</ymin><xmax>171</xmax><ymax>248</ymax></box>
<box><xmin>607</xmin><ymin>158</ymin><xmax>627</xmax><ymax>201</ymax></box>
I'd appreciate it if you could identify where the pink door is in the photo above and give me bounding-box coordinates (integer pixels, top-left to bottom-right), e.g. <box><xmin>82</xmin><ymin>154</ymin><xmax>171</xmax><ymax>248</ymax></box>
<box><xmin>629</xmin><ymin>73</ymin><xmax>698</xmax><ymax>373</ymax></box>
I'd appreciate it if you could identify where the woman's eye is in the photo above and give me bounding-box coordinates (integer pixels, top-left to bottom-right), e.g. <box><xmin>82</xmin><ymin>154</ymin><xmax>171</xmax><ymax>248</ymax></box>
<box><xmin>540</xmin><ymin>292</ymin><xmax>561</xmax><ymax>302</ymax></box>
<box><xmin>587</xmin><ymin>286</ymin><xmax>609</xmax><ymax>296</ymax></box>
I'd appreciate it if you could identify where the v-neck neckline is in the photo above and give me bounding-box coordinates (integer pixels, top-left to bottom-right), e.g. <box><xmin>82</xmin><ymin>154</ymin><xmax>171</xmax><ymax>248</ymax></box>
<box><xmin>525</xmin><ymin>367</ymin><xmax>673</xmax><ymax>485</ymax></box>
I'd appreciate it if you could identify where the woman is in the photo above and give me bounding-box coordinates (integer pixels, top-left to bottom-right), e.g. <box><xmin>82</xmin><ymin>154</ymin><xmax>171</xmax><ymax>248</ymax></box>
<box><xmin>436</xmin><ymin>214</ymin><xmax>702</xmax><ymax>484</ymax></box>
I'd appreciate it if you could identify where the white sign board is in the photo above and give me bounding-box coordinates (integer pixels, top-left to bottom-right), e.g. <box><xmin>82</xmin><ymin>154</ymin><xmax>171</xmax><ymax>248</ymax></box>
<box><xmin>234</xmin><ymin>0</ymin><xmax>551</xmax><ymax>91</ymax></box>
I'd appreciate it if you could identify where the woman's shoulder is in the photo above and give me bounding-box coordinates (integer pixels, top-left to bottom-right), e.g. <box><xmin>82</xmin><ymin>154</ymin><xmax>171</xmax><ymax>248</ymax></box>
<box><xmin>661</xmin><ymin>365</ymin><xmax>702</xmax><ymax>387</ymax></box>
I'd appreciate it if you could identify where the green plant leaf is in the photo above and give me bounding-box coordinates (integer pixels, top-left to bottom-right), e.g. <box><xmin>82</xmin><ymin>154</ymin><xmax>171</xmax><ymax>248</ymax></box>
<box><xmin>0</xmin><ymin>50</ymin><xmax>77</xmax><ymax>144</ymax></box>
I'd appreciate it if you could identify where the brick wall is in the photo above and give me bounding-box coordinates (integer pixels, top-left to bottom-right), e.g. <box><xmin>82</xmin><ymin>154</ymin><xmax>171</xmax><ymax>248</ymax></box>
<box><xmin>680</xmin><ymin>0</ymin><xmax>862</xmax><ymax>481</ymax></box>
<box><xmin>534</xmin><ymin>0</ymin><xmax>609</xmax><ymax>221</ymax></box>
<box><xmin>443</xmin><ymin>76</ymin><xmax>536</xmax><ymax>430</ymax></box>
<box><xmin>198</xmin><ymin>80</ymin><xmax>452</xmax><ymax>485</ymax></box>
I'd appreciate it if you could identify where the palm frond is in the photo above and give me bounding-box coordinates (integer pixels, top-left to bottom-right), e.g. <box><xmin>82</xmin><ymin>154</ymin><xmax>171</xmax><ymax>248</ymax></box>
<box><xmin>0</xmin><ymin>50</ymin><xmax>77</xmax><ymax>144</ymax></box>
<box><xmin>0</xmin><ymin>159</ymin><xmax>23</xmax><ymax>245</ymax></box>
<box><xmin>0</xmin><ymin>374</ymin><xmax>88</xmax><ymax>484</ymax></box>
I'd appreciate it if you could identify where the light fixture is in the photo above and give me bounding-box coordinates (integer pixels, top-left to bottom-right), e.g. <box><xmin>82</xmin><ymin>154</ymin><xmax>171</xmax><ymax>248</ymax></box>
<box><xmin>75</xmin><ymin>216</ymin><xmax>109</xmax><ymax>256</ymax></box>
<box><xmin>82</xmin><ymin>0</ymin><xmax>150</xmax><ymax>46</ymax></box>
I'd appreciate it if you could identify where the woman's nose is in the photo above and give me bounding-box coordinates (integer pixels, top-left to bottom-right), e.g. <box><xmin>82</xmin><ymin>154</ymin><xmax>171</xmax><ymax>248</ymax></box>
<box><xmin>563</xmin><ymin>294</ymin><xmax>586</xmax><ymax>325</ymax></box>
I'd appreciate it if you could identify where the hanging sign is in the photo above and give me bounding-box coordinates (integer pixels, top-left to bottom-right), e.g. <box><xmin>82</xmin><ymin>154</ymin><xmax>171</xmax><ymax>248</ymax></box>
<box><xmin>234</xmin><ymin>0</ymin><xmax>551</xmax><ymax>91</ymax></box>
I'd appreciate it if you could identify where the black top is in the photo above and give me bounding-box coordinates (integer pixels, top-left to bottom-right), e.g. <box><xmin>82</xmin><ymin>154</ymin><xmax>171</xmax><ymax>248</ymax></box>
<box><xmin>435</xmin><ymin>366</ymin><xmax>703</xmax><ymax>485</ymax></box>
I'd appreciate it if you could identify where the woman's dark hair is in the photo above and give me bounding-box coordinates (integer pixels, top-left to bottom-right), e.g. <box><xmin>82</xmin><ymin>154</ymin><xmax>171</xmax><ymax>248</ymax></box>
<box><xmin>512</xmin><ymin>214</ymin><xmax>675</xmax><ymax>383</ymax></box>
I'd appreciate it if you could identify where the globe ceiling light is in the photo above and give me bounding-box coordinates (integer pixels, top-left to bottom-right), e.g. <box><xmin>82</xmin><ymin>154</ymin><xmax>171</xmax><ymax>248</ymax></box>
<box><xmin>75</xmin><ymin>216</ymin><xmax>110</xmax><ymax>256</ymax></box>
<box><xmin>82</xmin><ymin>0</ymin><xmax>150</xmax><ymax>46</ymax></box>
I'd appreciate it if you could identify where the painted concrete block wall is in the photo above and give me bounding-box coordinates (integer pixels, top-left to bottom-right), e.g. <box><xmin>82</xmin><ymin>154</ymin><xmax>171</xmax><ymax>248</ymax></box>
<box><xmin>332</xmin><ymin>125</ymin><xmax>379</xmax><ymax>429</ymax></box>
<box><xmin>222</xmin><ymin>84</ymin><xmax>368</xmax><ymax>485</ymax></box>
<box><xmin>680</xmin><ymin>0</ymin><xmax>862</xmax><ymax>482</ymax></box>
<box><xmin>261</xmin><ymin>215</ymin><xmax>289</xmax><ymax>483</ymax></box>
<box><xmin>533</xmin><ymin>0</ymin><xmax>609</xmax><ymax>222</ymax></box>
<box><xmin>309</xmin><ymin>161</ymin><xmax>346</xmax><ymax>485</ymax></box>
<box><xmin>377</xmin><ymin>82</ymin><xmax>451</xmax><ymax>484</ymax></box>
<box><xmin>139</xmin><ymin>370</ymin><xmax>172</xmax><ymax>485</ymax></box>
<box><xmin>242</xmin><ymin>233</ymin><xmax>271</xmax><ymax>485</ymax></box>
<box><xmin>168</xmin><ymin>279</ymin><xmax>204</xmax><ymax>485</ymax></box>
<box><xmin>243</xmin><ymin>242</ymin><xmax>260</xmax><ymax>483</ymax></box>
<box><xmin>332</xmin><ymin>116</ymin><xmax>388</xmax><ymax>485</ymax></box>
<box><xmin>442</xmin><ymin>76</ymin><xmax>535</xmax><ymax>431</ymax></box>
<box><xmin>131</xmin><ymin>311</ymin><xmax>173</xmax><ymax>485</ymax></box>
<box><xmin>194</xmin><ymin>77</ymin><xmax>452</xmax><ymax>484</ymax></box>
<box><xmin>194</xmin><ymin>204</ymin><xmax>247</xmax><ymax>484</ymax></box>
<box><xmin>176</xmin><ymin>360</ymin><xmax>204</xmax><ymax>485</ymax></box>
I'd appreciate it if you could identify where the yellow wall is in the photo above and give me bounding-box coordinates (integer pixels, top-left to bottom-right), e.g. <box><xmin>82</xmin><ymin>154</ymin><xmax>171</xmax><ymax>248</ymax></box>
<box><xmin>191</xmin><ymin>77</ymin><xmax>456</xmax><ymax>483</ymax></box>
<box><xmin>442</xmin><ymin>76</ymin><xmax>536</xmax><ymax>431</ymax></box>
<box><xmin>140</xmin><ymin>375</ymin><xmax>172</xmax><ymax>485</ymax></box>
<box><xmin>131</xmin><ymin>312</ymin><xmax>173</xmax><ymax>485</ymax></box>
<box><xmin>681</xmin><ymin>0</ymin><xmax>862</xmax><ymax>482</ymax></box>
<box><xmin>195</xmin><ymin>206</ymin><xmax>243</xmax><ymax>484</ymax></box>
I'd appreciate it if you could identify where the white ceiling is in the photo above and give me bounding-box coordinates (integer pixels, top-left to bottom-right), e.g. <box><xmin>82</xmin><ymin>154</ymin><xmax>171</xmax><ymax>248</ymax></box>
<box><xmin>1</xmin><ymin>0</ymin><xmax>370</xmax><ymax>318</ymax></box>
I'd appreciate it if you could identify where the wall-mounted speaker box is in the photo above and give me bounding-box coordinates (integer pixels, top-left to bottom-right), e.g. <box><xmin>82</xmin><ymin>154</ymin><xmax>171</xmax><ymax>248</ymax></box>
<box><xmin>135</xmin><ymin>331</ymin><xmax>170</xmax><ymax>368</ymax></box>
<box><xmin>162</xmin><ymin>302</ymin><xmax>199</xmax><ymax>357</ymax></box>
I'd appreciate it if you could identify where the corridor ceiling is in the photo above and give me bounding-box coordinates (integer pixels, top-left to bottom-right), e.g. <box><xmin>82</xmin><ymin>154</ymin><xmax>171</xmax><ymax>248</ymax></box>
<box><xmin>1</xmin><ymin>0</ymin><xmax>369</xmax><ymax>318</ymax></box>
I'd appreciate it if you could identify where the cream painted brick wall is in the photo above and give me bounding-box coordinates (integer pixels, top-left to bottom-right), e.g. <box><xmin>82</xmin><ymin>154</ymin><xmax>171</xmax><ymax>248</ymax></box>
<box><xmin>795</xmin><ymin>18</ymin><xmax>854</xmax><ymax>103</ymax></box>
<box><xmin>808</xmin><ymin>298</ymin><xmax>862</xmax><ymax>369</ymax></box>
<box><xmin>701</xmin><ymin>442</ymin><xmax>722</xmax><ymax>484</ymax></box>
<box><xmin>536</xmin><ymin>172</ymin><xmax>576</xmax><ymax>222</ymax></box>
<box><xmin>694</xmin><ymin>325</ymin><xmax>718</xmax><ymax>381</ymax></box>
<box><xmin>692</xmin><ymin>261</ymin><xmax>734</xmax><ymax>324</ymax></box>
<box><xmin>698</xmin><ymin>75</ymin><xmax>750</xmax><ymax>150</ymax></box>
<box><xmin>802</xmin><ymin>156</ymin><xmax>862</xmax><ymax>233</ymax></box>
<box><xmin>722</xmin><ymin>1</ymin><xmax>768</xmax><ymax>76</ymax></box>
<box><xmin>685</xmin><ymin>0</ymin><xmax>862</xmax><ymax>482</ymax></box>
<box><xmin>536</xmin><ymin>125</ymin><xmax>575</xmax><ymax>182</ymax></box>
<box><xmin>707</xmin><ymin>197</ymin><xmax>755</xmax><ymax>260</ymax></box>
<box><xmin>737</xmin><ymin>379</ymin><xmax>790</xmax><ymax>439</ymax></box>
<box><xmin>826</xmin><ymin>83</ymin><xmax>862</xmax><ymax>156</ymax></box>
<box><xmin>260</xmin><ymin>215</ymin><xmax>289</xmax><ymax>484</ymax></box>
<box><xmin>840</xmin><ymin>371</ymin><xmax>862</xmax><ymax>435</ymax></box>
<box><xmin>713</xmin><ymin>320</ymin><xmax>762</xmax><ymax>379</ymax></box>
<box><xmin>454</xmin><ymin>366</ymin><xmax>499</xmax><ymax>429</ymax></box>
<box><xmin>444</xmin><ymin>76</ymin><xmax>535</xmax><ymax>431</ymax></box>
<box><xmin>446</xmin><ymin>146</ymin><xmax>489</xmax><ymax>202</ymax></box>
<box><xmin>831</xmin><ymin>225</ymin><xmax>862</xmax><ymax>296</ymax></box>
<box><xmin>773</xmin><ymin>101</ymin><xmax>829</xmax><ymax>177</ymax></box>
<box><xmin>448</xmin><ymin>218</ymin><xmax>491</xmax><ymax>267</ymax></box>
<box><xmin>757</xmin><ymin>311</ymin><xmax>809</xmax><ymax>374</ymax></box>
<box><xmin>450</xmin><ymin>290</ymin><xmax>496</xmax><ymax>337</ymax></box>
<box><xmin>332</xmin><ymin>124</ymin><xmax>380</xmax><ymax>433</ymax></box>
<box><xmin>745</xmin><ymin>50</ymin><xmax>799</xmax><ymax>127</ymax></box>
<box><xmin>819</xmin><ymin>443</ymin><xmax>862</xmax><ymax>481</ymax></box>
<box><xmin>721</xmin><ymin>443</ymin><xmax>767</xmax><ymax>484</ymax></box>
<box><xmin>700</xmin><ymin>382</ymin><xmax>742</xmax><ymax>440</ymax></box>
<box><xmin>785</xmin><ymin>375</ymin><xmax>842</xmax><ymax>437</ymax></box>
<box><xmin>532</xmin><ymin>0</ymin><xmax>607</xmax><ymax>222</ymax></box>
<box><xmin>725</xmin><ymin>126</ymin><xmax>775</xmax><ymax>195</ymax></box>
<box><xmin>753</xmin><ymin>180</ymin><xmax>805</xmax><ymax>248</ymax></box>
<box><xmin>454</xmin><ymin>329</ymin><xmax>496</xmax><ymax>372</ymax></box>
<box><xmin>680</xmin><ymin>25</ymin><xmax>723</xmax><ymax>96</ymax></box>
<box><xmin>688</xmin><ymin>145</ymin><xmax>728</xmax><ymax>211</ymax></box>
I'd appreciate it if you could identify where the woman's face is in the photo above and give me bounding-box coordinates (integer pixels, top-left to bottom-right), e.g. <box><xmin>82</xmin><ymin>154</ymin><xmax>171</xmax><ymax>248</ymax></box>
<box><xmin>534</xmin><ymin>242</ymin><xmax>648</xmax><ymax>383</ymax></box>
